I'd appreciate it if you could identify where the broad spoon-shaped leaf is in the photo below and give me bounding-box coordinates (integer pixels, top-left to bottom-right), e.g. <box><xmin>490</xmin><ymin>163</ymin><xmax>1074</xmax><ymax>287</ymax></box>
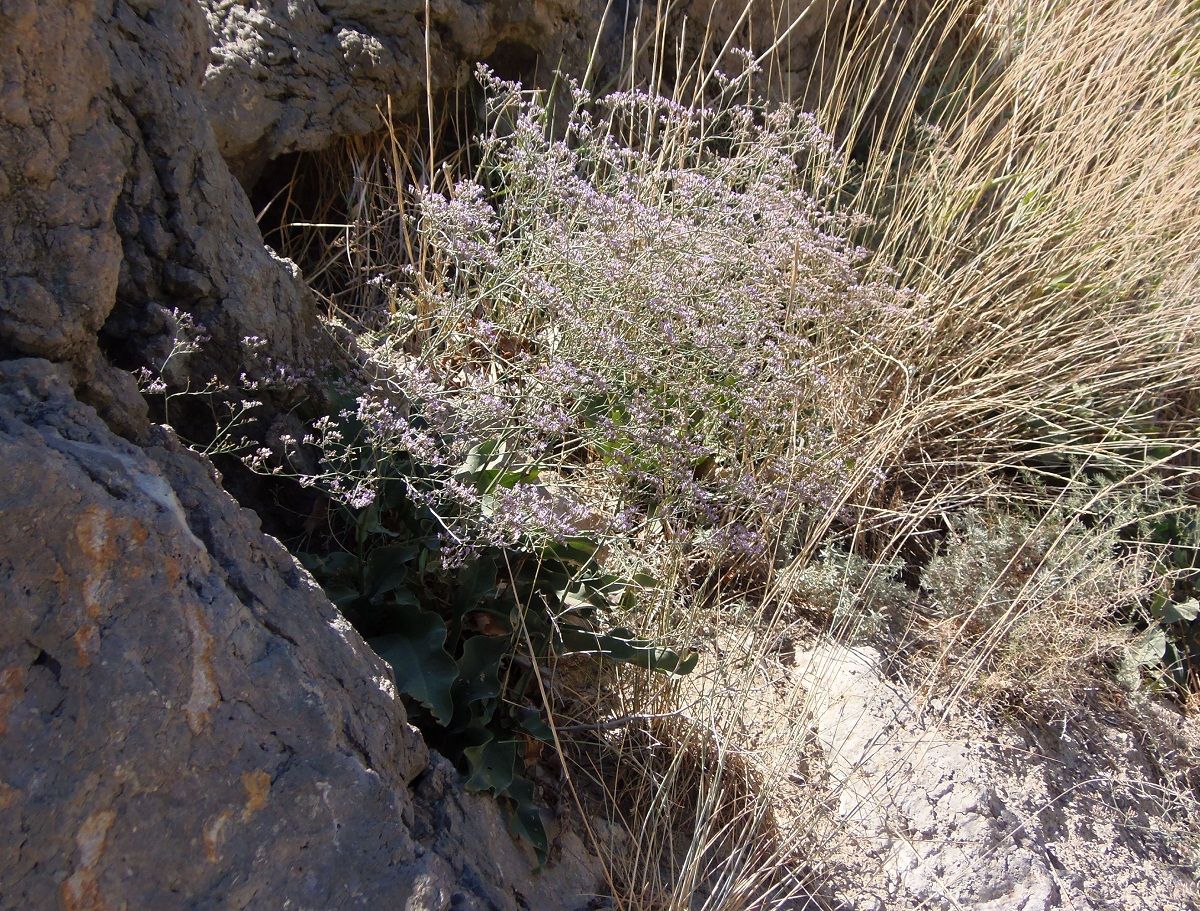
<box><xmin>370</xmin><ymin>609</ymin><xmax>458</xmax><ymax>724</ymax></box>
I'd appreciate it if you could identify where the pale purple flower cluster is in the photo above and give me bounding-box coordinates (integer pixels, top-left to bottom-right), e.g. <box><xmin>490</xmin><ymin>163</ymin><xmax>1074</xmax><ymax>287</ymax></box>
<box><xmin>490</xmin><ymin>483</ymin><xmax>597</xmax><ymax>545</ymax></box>
<box><xmin>274</xmin><ymin>72</ymin><xmax>913</xmax><ymax>573</ymax></box>
<box><xmin>354</xmin><ymin>394</ymin><xmax>441</xmax><ymax>465</ymax></box>
<box><xmin>414</xmin><ymin>180</ymin><xmax>501</xmax><ymax>270</ymax></box>
<box><xmin>705</xmin><ymin>523</ymin><xmax>769</xmax><ymax>560</ymax></box>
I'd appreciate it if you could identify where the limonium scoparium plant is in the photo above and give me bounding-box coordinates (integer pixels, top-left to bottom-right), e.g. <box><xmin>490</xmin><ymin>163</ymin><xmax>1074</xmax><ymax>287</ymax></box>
<box><xmin>312</xmin><ymin>67</ymin><xmax>913</xmax><ymax>587</ymax></box>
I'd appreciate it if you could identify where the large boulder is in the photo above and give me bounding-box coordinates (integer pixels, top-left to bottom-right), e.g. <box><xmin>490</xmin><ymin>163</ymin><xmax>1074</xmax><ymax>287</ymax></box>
<box><xmin>196</xmin><ymin>0</ymin><xmax>865</xmax><ymax>189</ymax></box>
<box><xmin>0</xmin><ymin>0</ymin><xmax>601</xmax><ymax>907</ymax></box>
<box><xmin>0</xmin><ymin>358</ymin><xmax>601</xmax><ymax>910</ymax></box>
<box><xmin>795</xmin><ymin>643</ymin><xmax>1199</xmax><ymax>911</ymax></box>
<box><xmin>0</xmin><ymin>0</ymin><xmax>325</xmax><ymax>436</ymax></box>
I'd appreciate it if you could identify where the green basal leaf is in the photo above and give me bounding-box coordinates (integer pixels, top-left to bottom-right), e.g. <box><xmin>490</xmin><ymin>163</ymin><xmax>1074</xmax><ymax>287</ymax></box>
<box><xmin>496</xmin><ymin>468</ymin><xmax>539</xmax><ymax>489</ymax></box>
<box><xmin>1160</xmin><ymin>598</ymin><xmax>1199</xmax><ymax>625</ymax></box>
<box><xmin>439</xmin><ymin>721</ymin><xmax>492</xmax><ymax>757</ymax></box>
<box><xmin>458</xmin><ymin>438</ymin><xmax>505</xmax><ymax>478</ymax></box>
<box><xmin>385</xmin><ymin>587</ymin><xmax>422</xmax><ymax>608</ymax></box>
<box><xmin>559</xmin><ymin>625</ymin><xmax>698</xmax><ymax>674</ymax></box>
<box><xmin>454</xmin><ymin>558</ymin><xmax>498</xmax><ymax>614</ymax></box>
<box><xmin>464</xmin><ymin>736</ymin><xmax>518</xmax><ymax>794</ymax></box>
<box><xmin>365</xmin><ymin>543</ymin><xmax>420</xmax><ymax>598</ymax></box>
<box><xmin>559</xmin><ymin>572</ymin><xmax>628</xmax><ymax>611</ymax></box>
<box><xmin>540</xmin><ymin>535</ymin><xmax>602</xmax><ymax>569</ymax></box>
<box><xmin>667</xmin><ymin>649</ymin><xmax>700</xmax><ymax>675</ymax></box>
<box><xmin>505</xmin><ymin>775</ymin><xmax>549</xmax><ymax>864</ymax></box>
<box><xmin>1128</xmin><ymin>623</ymin><xmax>1168</xmax><ymax>669</ymax></box>
<box><xmin>357</xmin><ymin>502</ymin><xmax>397</xmax><ymax>542</ymax></box>
<box><xmin>457</xmin><ymin>440</ymin><xmax>540</xmax><ymax>494</ymax></box>
<box><xmin>557</xmin><ymin>581</ymin><xmax>596</xmax><ymax>611</ymax></box>
<box><xmin>515</xmin><ymin>706</ymin><xmax>554</xmax><ymax>742</ymax></box>
<box><xmin>369</xmin><ymin>610</ymin><xmax>459</xmax><ymax>725</ymax></box>
<box><xmin>456</xmin><ymin>635</ymin><xmax>509</xmax><ymax>705</ymax></box>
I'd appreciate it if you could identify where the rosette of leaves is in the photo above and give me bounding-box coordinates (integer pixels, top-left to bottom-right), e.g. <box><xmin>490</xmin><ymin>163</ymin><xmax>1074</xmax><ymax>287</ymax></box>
<box><xmin>300</xmin><ymin>441</ymin><xmax>697</xmax><ymax>859</ymax></box>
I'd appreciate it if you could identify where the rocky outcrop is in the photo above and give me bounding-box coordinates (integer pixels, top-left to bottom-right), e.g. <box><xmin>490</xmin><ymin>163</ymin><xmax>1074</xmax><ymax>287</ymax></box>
<box><xmin>0</xmin><ymin>0</ymin><xmax>601</xmax><ymax>907</ymax></box>
<box><xmin>200</xmin><ymin>0</ymin><xmax>628</xmax><ymax>184</ymax></box>
<box><xmin>0</xmin><ymin>359</ymin><xmax>600</xmax><ymax>909</ymax></box>
<box><xmin>196</xmin><ymin>0</ymin><xmax>862</xmax><ymax>188</ymax></box>
<box><xmin>0</xmin><ymin>0</ymin><xmax>326</xmax><ymax>437</ymax></box>
<box><xmin>634</xmin><ymin>0</ymin><xmax>846</xmax><ymax>96</ymax></box>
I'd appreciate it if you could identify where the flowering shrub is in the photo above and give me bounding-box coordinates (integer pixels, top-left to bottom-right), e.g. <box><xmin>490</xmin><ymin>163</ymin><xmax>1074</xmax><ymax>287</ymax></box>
<box><xmin>327</xmin><ymin>69</ymin><xmax>909</xmax><ymax>582</ymax></box>
<box><xmin>131</xmin><ymin>1</ymin><xmax>1200</xmax><ymax>895</ymax></box>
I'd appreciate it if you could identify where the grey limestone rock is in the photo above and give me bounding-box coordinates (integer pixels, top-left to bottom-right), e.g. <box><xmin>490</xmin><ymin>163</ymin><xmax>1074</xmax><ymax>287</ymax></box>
<box><xmin>199</xmin><ymin>0</ymin><xmax>626</xmax><ymax>184</ymax></box>
<box><xmin>0</xmin><ymin>0</ymin><xmax>326</xmax><ymax>436</ymax></box>
<box><xmin>0</xmin><ymin>0</ymin><xmax>602</xmax><ymax>906</ymax></box>
<box><xmin>0</xmin><ymin>359</ymin><xmax>599</xmax><ymax>910</ymax></box>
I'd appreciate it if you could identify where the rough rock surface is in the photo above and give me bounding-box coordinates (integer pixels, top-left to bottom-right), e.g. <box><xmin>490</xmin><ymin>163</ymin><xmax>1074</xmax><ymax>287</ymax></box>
<box><xmin>0</xmin><ymin>0</ymin><xmax>326</xmax><ymax>434</ymax></box>
<box><xmin>200</xmin><ymin>0</ymin><xmax>628</xmax><ymax>184</ymax></box>
<box><xmin>0</xmin><ymin>0</ymin><xmax>601</xmax><ymax>907</ymax></box>
<box><xmin>795</xmin><ymin>643</ymin><xmax>1199</xmax><ymax>911</ymax></box>
<box><xmin>634</xmin><ymin>0</ymin><xmax>845</xmax><ymax>93</ymax></box>
<box><xmin>0</xmin><ymin>359</ymin><xmax>599</xmax><ymax>910</ymax></box>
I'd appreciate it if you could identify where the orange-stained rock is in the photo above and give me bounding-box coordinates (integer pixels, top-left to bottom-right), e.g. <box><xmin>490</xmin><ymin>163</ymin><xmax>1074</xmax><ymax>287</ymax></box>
<box><xmin>0</xmin><ymin>361</ymin><xmax>599</xmax><ymax>909</ymax></box>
